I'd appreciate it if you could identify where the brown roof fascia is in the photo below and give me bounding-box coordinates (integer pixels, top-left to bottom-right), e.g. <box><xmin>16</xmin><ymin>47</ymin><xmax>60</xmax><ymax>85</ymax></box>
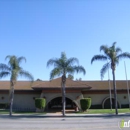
<box><xmin>0</xmin><ymin>89</ymin><xmax>41</xmax><ymax>94</ymax></box>
<box><xmin>82</xmin><ymin>89</ymin><xmax>130</xmax><ymax>94</ymax></box>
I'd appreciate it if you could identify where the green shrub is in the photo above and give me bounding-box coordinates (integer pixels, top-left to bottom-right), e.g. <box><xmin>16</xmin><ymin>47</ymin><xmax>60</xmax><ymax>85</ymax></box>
<box><xmin>80</xmin><ymin>98</ymin><xmax>91</xmax><ymax>111</ymax></box>
<box><xmin>35</xmin><ymin>98</ymin><xmax>46</xmax><ymax>109</ymax></box>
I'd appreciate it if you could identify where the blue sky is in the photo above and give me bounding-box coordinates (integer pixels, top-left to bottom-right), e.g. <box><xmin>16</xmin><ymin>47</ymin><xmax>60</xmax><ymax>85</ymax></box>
<box><xmin>0</xmin><ymin>0</ymin><xmax>130</xmax><ymax>81</ymax></box>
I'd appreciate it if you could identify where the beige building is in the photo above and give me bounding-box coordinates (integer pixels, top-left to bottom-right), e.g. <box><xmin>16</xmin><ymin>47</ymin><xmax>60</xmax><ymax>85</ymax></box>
<box><xmin>0</xmin><ymin>77</ymin><xmax>129</xmax><ymax>111</ymax></box>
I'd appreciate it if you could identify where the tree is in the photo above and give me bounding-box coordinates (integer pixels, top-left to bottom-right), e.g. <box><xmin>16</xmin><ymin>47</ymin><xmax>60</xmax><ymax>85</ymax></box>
<box><xmin>91</xmin><ymin>42</ymin><xmax>130</xmax><ymax>115</ymax></box>
<box><xmin>47</xmin><ymin>52</ymin><xmax>86</xmax><ymax>116</ymax></box>
<box><xmin>0</xmin><ymin>55</ymin><xmax>34</xmax><ymax>116</ymax></box>
<box><xmin>67</xmin><ymin>74</ymin><xmax>74</xmax><ymax>80</ymax></box>
<box><xmin>76</xmin><ymin>78</ymin><xmax>82</xmax><ymax>81</ymax></box>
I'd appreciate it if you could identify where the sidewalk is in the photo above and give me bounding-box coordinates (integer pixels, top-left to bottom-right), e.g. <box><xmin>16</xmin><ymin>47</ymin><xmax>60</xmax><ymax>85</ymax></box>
<box><xmin>0</xmin><ymin>112</ymin><xmax>130</xmax><ymax>118</ymax></box>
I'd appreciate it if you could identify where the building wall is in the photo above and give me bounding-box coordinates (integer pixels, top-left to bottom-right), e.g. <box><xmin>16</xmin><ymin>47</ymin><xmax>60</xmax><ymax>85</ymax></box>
<box><xmin>0</xmin><ymin>93</ymin><xmax>40</xmax><ymax>111</ymax></box>
<box><xmin>13</xmin><ymin>94</ymin><xmax>40</xmax><ymax>111</ymax></box>
<box><xmin>117</xmin><ymin>94</ymin><xmax>129</xmax><ymax>105</ymax></box>
<box><xmin>83</xmin><ymin>93</ymin><xmax>129</xmax><ymax>108</ymax></box>
<box><xmin>0</xmin><ymin>94</ymin><xmax>9</xmax><ymax>104</ymax></box>
<box><xmin>0</xmin><ymin>93</ymin><xmax>108</xmax><ymax>107</ymax></box>
<box><xmin>83</xmin><ymin>94</ymin><xmax>109</xmax><ymax>105</ymax></box>
<box><xmin>0</xmin><ymin>92</ymin><xmax>129</xmax><ymax>110</ymax></box>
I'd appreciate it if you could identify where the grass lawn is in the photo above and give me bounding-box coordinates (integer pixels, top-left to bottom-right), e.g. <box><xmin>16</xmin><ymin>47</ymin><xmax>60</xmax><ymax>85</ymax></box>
<box><xmin>0</xmin><ymin>109</ymin><xmax>46</xmax><ymax>114</ymax></box>
<box><xmin>0</xmin><ymin>109</ymin><xmax>130</xmax><ymax>115</ymax></box>
<box><xmin>77</xmin><ymin>108</ymin><xmax>130</xmax><ymax>114</ymax></box>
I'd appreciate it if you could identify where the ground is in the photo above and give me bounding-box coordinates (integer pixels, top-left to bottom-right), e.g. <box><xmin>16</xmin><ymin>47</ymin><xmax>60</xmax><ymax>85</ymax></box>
<box><xmin>0</xmin><ymin>115</ymin><xmax>130</xmax><ymax>130</ymax></box>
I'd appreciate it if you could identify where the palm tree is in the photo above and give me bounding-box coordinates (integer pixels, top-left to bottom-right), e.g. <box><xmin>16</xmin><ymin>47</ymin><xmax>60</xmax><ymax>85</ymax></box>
<box><xmin>91</xmin><ymin>42</ymin><xmax>130</xmax><ymax>115</ymax></box>
<box><xmin>0</xmin><ymin>55</ymin><xmax>34</xmax><ymax>116</ymax></box>
<box><xmin>47</xmin><ymin>52</ymin><xmax>86</xmax><ymax>116</ymax></box>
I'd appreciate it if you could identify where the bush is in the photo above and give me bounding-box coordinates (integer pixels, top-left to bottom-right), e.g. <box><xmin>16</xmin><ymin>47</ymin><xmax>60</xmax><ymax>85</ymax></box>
<box><xmin>80</xmin><ymin>98</ymin><xmax>91</xmax><ymax>111</ymax></box>
<box><xmin>35</xmin><ymin>98</ymin><xmax>46</xmax><ymax>109</ymax></box>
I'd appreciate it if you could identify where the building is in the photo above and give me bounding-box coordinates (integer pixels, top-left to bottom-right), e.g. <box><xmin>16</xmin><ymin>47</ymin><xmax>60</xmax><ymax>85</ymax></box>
<box><xmin>0</xmin><ymin>77</ymin><xmax>129</xmax><ymax>111</ymax></box>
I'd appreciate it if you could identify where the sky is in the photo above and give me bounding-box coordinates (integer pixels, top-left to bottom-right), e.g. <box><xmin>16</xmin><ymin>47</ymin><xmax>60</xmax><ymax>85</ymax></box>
<box><xmin>0</xmin><ymin>0</ymin><xmax>130</xmax><ymax>81</ymax></box>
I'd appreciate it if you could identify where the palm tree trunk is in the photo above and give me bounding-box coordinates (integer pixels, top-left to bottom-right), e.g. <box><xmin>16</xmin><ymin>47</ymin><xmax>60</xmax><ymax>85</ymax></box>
<box><xmin>62</xmin><ymin>82</ymin><xmax>66</xmax><ymax>116</ymax></box>
<box><xmin>9</xmin><ymin>81</ymin><xmax>14</xmax><ymax>116</ymax></box>
<box><xmin>62</xmin><ymin>75</ymin><xmax>66</xmax><ymax>116</ymax></box>
<box><xmin>112</xmin><ymin>69</ymin><xmax>118</xmax><ymax>115</ymax></box>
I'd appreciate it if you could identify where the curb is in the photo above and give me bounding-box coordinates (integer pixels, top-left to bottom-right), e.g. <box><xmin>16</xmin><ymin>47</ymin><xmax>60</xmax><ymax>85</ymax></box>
<box><xmin>0</xmin><ymin>113</ymin><xmax>130</xmax><ymax>118</ymax></box>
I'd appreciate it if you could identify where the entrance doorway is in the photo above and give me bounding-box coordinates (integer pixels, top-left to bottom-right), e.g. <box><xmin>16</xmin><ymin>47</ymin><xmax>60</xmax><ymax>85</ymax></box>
<box><xmin>46</xmin><ymin>97</ymin><xmax>77</xmax><ymax>113</ymax></box>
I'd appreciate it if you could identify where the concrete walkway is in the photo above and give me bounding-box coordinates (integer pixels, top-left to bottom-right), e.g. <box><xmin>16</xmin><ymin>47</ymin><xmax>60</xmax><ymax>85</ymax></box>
<box><xmin>0</xmin><ymin>112</ymin><xmax>130</xmax><ymax>118</ymax></box>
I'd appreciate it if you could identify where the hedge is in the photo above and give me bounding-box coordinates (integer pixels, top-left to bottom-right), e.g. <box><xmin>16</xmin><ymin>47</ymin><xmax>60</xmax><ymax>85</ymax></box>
<box><xmin>80</xmin><ymin>98</ymin><xmax>91</xmax><ymax>111</ymax></box>
<box><xmin>35</xmin><ymin>98</ymin><xmax>46</xmax><ymax>109</ymax></box>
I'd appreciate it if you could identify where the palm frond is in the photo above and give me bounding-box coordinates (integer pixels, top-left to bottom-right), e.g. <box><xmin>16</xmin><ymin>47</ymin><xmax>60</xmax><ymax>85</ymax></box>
<box><xmin>91</xmin><ymin>55</ymin><xmax>107</xmax><ymax>64</ymax></box>
<box><xmin>100</xmin><ymin>62</ymin><xmax>110</xmax><ymax>80</ymax></box>
<box><xmin>18</xmin><ymin>56</ymin><xmax>26</xmax><ymax>64</ymax></box>
<box><xmin>66</xmin><ymin>66</ymin><xmax>75</xmax><ymax>74</ymax></box>
<box><xmin>50</xmin><ymin>68</ymin><xmax>62</xmax><ymax>80</ymax></box>
<box><xmin>61</xmin><ymin>52</ymin><xmax>67</xmax><ymax>61</ymax></box>
<box><xmin>0</xmin><ymin>71</ymin><xmax>10</xmax><ymax>78</ymax></box>
<box><xmin>110</xmin><ymin>42</ymin><xmax>116</xmax><ymax>52</ymax></box>
<box><xmin>112</xmin><ymin>42</ymin><xmax>116</xmax><ymax>47</ymax></box>
<box><xmin>0</xmin><ymin>63</ymin><xmax>11</xmax><ymax>71</ymax></box>
<box><xmin>5</xmin><ymin>55</ymin><xmax>12</xmax><ymax>61</ymax></box>
<box><xmin>5</xmin><ymin>55</ymin><xmax>16</xmax><ymax>63</ymax></box>
<box><xmin>100</xmin><ymin>45</ymin><xmax>108</xmax><ymax>53</ymax></box>
<box><xmin>47</xmin><ymin>58</ymin><xmax>66</xmax><ymax>69</ymax></box>
<box><xmin>47</xmin><ymin>52</ymin><xmax>86</xmax><ymax>80</ymax></box>
<box><xmin>73</xmin><ymin>65</ymin><xmax>86</xmax><ymax>75</ymax></box>
<box><xmin>117</xmin><ymin>52</ymin><xmax>130</xmax><ymax>60</ymax></box>
<box><xmin>55</xmin><ymin>59</ymin><xmax>64</xmax><ymax>68</ymax></box>
<box><xmin>5</xmin><ymin>55</ymin><xmax>19</xmax><ymax>69</ymax></box>
<box><xmin>66</xmin><ymin>58</ymin><xmax>79</xmax><ymax>66</ymax></box>
<box><xmin>116</xmin><ymin>47</ymin><xmax>122</xmax><ymax>54</ymax></box>
<box><xmin>47</xmin><ymin>59</ymin><xmax>57</xmax><ymax>67</ymax></box>
<box><xmin>114</xmin><ymin>58</ymin><xmax>119</xmax><ymax>66</ymax></box>
<box><xmin>19</xmin><ymin>70</ymin><xmax>34</xmax><ymax>81</ymax></box>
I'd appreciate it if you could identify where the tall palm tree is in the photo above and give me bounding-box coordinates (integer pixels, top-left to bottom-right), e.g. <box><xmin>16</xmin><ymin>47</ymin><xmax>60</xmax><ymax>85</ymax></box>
<box><xmin>91</xmin><ymin>42</ymin><xmax>130</xmax><ymax>115</ymax></box>
<box><xmin>47</xmin><ymin>52</ymin><xmax>86</xmax><ymax>116</ymax></box>
<box><xmin>0</xmin><ymin>55</ymin><xmax>34</xmax><ymax>116</ymax></box>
